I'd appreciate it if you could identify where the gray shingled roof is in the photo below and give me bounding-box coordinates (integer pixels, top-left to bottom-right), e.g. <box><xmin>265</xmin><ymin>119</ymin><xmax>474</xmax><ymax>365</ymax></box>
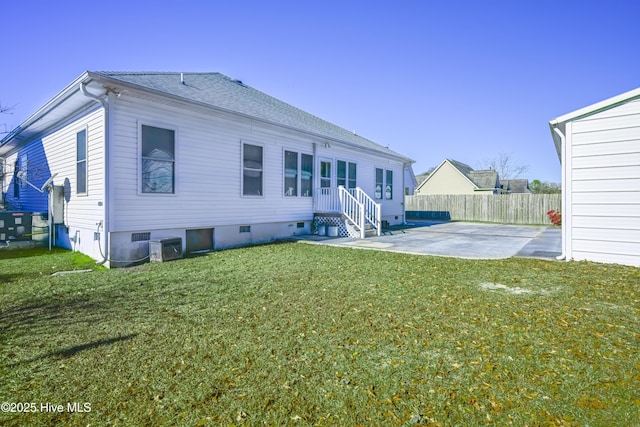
<box><xmin>447</xmin><ymin>159</ymin><xmax>474</xmax><ymax>176</ymax></box>
<box><xmin>468</xmin><ymin>170</ymin><xmax>499</xmax><ymax>190</ymax></box>
<box><xmin>445</xmin><ymin>159</ymin><xmax>499</xmax><ymax>190</ymax></box>
<box><xmin>94</xmin><ymin>71</ymin><xmax>411</xmax><ymax>161</ymax></box>
<box><xmin>501</xmin><ymin>179</ymin><xmax>531</xmax><ymax>193</ymax></box>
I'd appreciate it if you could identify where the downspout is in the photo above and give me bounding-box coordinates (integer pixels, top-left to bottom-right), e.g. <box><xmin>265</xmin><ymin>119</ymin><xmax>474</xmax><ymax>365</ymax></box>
<box><xmin>0</xmin><ymin>157</ymin><xmax>4</xmax><ymax>207</ymax></box>
<box><xmin>402</xmin><ymin>161</ymin><xmax>412</xmax><ymax>224</ymax></box>
<box><xmin>80</xmin><ymin>82</ymin><xmax>110</xmax><ymax>266</ymax></box>
<box><xmin>553</xmin><ymin>127</ymin><xmax>566</xmax><ymax>261</ymax></box>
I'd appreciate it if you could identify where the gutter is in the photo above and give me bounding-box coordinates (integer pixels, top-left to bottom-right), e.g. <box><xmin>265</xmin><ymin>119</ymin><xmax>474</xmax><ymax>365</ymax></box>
<box><xmin>402</xmin><ymin>160</ymin><xmax>415</xmax><ymax>224</ymax></box>
<box><xmin>89</xmin><ymin>72</ymin><xmax>414</xmax><ymax>165</ymax></box>
<box><xmin>80</xmin><ymin>82</ymin><xmax>110</xmax><ymax>266</ymax></box>
<box><xmin>552</xmin><ymin>126</ymin><xmax>566</xmax><ymax>261</ymax></box>
<box><xmin>1</xmin><ymin>72</ymin><xmax>91</xmax><ymax>150</ymax></box>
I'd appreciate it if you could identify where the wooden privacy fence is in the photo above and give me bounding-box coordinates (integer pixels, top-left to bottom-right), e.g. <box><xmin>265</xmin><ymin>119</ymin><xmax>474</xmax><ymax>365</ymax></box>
<box><xmin>405</xmin><ymin>194</ymin><xmax>562</xmax><ymax>225</ymax></box>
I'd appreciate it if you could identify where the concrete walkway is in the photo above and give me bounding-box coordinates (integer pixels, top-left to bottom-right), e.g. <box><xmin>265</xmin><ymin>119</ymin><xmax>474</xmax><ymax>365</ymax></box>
<box><xmin>297</xmin><ymin>221</ymin><xmax>562</xmax><ymax>260</ymax></box>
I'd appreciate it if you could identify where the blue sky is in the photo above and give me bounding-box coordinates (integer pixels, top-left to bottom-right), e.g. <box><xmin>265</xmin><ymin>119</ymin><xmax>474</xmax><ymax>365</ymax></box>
<box><xmin>1</xmin><ymin>0</ymin><xmax>639</xmax><ymax>182</ymax></box>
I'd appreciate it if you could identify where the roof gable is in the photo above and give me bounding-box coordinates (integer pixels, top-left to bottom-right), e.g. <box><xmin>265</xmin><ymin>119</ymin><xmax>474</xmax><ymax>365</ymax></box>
<box><xmin>414</xmin><ymin>159</ymin><xmax>477</xmax><ymax>193</ymax></box>
<box><xmin>414</xmin><ymin>159</ymin><xmax>502</xmax><ymax>194</ymax></box>
<box><xmin>549</xmin><ymin>86</ymin><xmax>640</xmax><ymax>161</ymax></box>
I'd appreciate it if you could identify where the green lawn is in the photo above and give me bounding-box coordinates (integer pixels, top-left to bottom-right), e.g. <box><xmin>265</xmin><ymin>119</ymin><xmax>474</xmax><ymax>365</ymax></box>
<box><xmin>1</xmin><ymin>244</ymin><xmax>638</xmax><ymax>426</ymax></box>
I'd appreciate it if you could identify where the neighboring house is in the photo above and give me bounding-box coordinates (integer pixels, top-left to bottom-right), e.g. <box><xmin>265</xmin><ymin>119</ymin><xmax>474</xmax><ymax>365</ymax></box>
<box><xmin>404</xmin><ymin>165</ymin><xmax>418</xmax><ymax>195</ymax></box>
<box><xmin>414</xmin><ymin>159</ymin><xmax>503</xmax><ymax>195</ymax></box>
<box><xmin>500</xmin><ymin>179</ymin><xmax>531</xmax><ymax>194</ymax></box>
<box><xmin>0</xmin><ymin>71</ymin><xmax>413</xmax><ymax>267</ymax></box>
<box><xmin>549</xmin><ymin>87</ymin><xmax>640</xmax><ymax>267</ymax></box>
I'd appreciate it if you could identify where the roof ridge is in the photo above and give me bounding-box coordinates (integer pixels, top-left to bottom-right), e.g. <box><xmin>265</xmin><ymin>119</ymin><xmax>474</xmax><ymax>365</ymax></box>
<box><xmin>90</xmin><ymin>71</ymin><xmax>411</xmax><ymax>161</ymax></box>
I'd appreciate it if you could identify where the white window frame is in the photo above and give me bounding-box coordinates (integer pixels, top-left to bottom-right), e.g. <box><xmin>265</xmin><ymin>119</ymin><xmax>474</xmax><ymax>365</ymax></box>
<box><xmin>336</xmin><ymin>160</ymin><xmax>357</xmax><ymax>189</ymax></box>
<box><xmin>385</xmin><ymin>169</ymin><xmax>393</xmax><ymax>200</ymax></box>
<box><xmin>319</xmin><ymin>158</ymin><xmax>333</xmax><ymax>189</ymax></box>
<box><xmin>375</xmin><ymin>167</ymin><xmax>393</xmax><ymax>200</ymax></box>
<box><xmin>375</xmin><ymin>167</ymin><xmax>384</xmax><ymax>200</ymax></box>
<box><xmin>20</xmin><ymin>154</ymin><xmax>28</xmax><ymax>190</ymax></box>
<box><xmin>283</xmin><ymin>149</ymin><xmax>313</xmax><ymax>197</ymax></box>
<box><xmin>76</xmin><ymin>127</ymin><xmax>88</xmax><ymax>196</ymax></box>
<box><xmin>241</xmin><ymin>141</ymin><xmax>264</xmax><ymax>197</ymax></box>
<box><xmin>138</xmin><ymin>121</ymin><xmax>178</xmax><ymax>196</ymax></box>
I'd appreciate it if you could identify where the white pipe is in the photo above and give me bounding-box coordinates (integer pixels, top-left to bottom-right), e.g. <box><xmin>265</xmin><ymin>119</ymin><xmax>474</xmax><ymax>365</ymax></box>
<box><xmin>553</xmin><ymin>127</ymin><xmax>566</xmax><ymax>261</ymax></box>
<box><xmin>80</xmin><ymin>83</ymin><xmax>110</xmax><ymax>266</ymax></box>
<box><xmin>402</xmin><ymin>161</ymin><xmax>413</xmax><ymax>224</ymax></box>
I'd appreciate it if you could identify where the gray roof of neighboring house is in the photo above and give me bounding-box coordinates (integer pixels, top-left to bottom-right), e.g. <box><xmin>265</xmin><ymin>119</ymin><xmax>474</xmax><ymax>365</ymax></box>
<box><xmin>447</xmin><ymin>159</ymin><xmax>474</xmax><ymax>176</ymax></box>
<box><xmin>501</xmin><ymin>179</ymin><xmax>531</xmax><ymax>193</ymax></box>
<box><xmin>468</xmin><ymin>170</ymin><xmax>500</xmax><ymax>190</ymax></box>
<box><xmin>445</xmin><ymin>159</ymin><xmax>499</xmax><ymax>190</ymax></box>
<box><xmin>94</xmin><ymin>71</ymin><xmax>412</xmax><ymax>161</ymax></box>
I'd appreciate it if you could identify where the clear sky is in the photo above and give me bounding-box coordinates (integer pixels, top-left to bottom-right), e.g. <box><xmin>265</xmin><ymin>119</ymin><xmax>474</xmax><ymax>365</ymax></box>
<box><xmin>2</xmin><ymin>0</ymin><xmax>639</xmax><ymax>182</ymax></box>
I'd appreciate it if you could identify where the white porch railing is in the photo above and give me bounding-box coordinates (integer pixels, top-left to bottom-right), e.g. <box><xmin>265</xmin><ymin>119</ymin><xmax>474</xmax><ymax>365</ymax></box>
<box><xmin>314</xmin><ymin>186</ymin><xmax>381</xmax><ymax>238</ymax></box>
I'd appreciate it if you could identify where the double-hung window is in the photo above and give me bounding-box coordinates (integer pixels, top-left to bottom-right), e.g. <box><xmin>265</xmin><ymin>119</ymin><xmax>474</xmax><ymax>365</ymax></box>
<box><xmin>375</xmin><ymin>168</ymin><xmax>393</xmax><ymax>200</ymax></box>
<box><xmin>386</xmin><ymin>170</ymin><xmax>393</xmax><ymax>199</ymax></box>
<box><xmin>284</xmin><ymin>150</ymin><xmax>313</xmax><ymax>197</ymax></box>
<box><xmin>337</xmin><ymin>160</ymin><xmax>357</xmax><ymax>189</ymax></box>
<box><xmin>375</xmin><ymin>168</ymin><xmax>384</xmax><ymax>199</ymax></box>
<box><xmin>243</xmin><ymin>143</ymin><xmax>263</xmax><ymax>196</ymax></box>
<box><xmin>76</xmin><ymin>129</ymin><xmax>87</xmax><ymax>195</ymax></box>
<box><xmin>141</xmin><ymin>125</ymin><xmax>175</xmax><ymax>194</ymax></box>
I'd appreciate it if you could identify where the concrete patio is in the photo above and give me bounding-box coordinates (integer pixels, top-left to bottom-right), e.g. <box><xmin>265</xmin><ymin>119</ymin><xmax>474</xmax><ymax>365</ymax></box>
<box><xmin>297</xmin><ymin>221</ymin><xmax>562</xmax><ymax>260</ymax></box>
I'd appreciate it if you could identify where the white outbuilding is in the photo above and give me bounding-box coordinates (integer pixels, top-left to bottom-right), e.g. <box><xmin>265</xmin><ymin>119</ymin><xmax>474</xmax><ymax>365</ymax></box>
<box><xmin>550</xmin><ymin>87</ymin><xmax>640</xmax><ymax>266</ymax></box>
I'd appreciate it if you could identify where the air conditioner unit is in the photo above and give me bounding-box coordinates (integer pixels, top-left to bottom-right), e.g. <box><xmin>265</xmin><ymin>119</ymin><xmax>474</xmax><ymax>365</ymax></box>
<box><xmin>149</xmin><ymin>237</ymin><xmax>183</xmax><ymax>262</ymax></box>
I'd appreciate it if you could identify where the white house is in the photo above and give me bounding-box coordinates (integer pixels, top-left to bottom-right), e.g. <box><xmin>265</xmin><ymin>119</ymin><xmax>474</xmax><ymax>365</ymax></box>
<box><xmin>0</xmin><ymin>71</ymin><xmax>414</xmax><ymax>267</ymax></box>
<box><xmin>549</xmin><ymin>87</ymin><xmax>640</xmax><ymax>267</ymax></box>
<box><xmin>414</xmin><ymin>159</ymin><xmax>503</xmax><ymax>195</ymax></box>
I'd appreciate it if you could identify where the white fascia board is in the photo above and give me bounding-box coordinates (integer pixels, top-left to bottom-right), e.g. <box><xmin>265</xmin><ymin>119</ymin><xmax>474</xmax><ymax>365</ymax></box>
<box><xmin>549</xmin><ymin>86</ymin><xmax>640</xmax><ymax>126</ymax></box>
<box><xmin>414</xmin><ymin>158</ymin><xmax>448</xmax><ymax>192</ymax></box>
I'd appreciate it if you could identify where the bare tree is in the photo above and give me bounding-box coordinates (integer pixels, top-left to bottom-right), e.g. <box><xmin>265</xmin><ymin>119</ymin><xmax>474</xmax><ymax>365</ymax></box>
<box><xmin>1</xmin><ymin>101</ymin><xmax>14</xmax><ymax>135</ymax></box>
<box><xmin>479</xmin><ymin>152</ymin><xmax>529</xmax><ymax>180</ymax></box>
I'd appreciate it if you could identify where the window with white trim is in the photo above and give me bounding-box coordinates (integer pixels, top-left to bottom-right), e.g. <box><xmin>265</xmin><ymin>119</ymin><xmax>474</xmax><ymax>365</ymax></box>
<box><xmin>375</xmin><ymin>168</ymin><xmax>393</xmax><ymax>199</ymax></box>
<box><xmin>243</xmin><ymin>143</ymin><xmax>263</xmax><ymax>196</ymax></box>
<box><xmin>76</xmin><ymin>129</ymin><xmax>87</xmax><ymax>195</ymax></box>
<box><xmin>386</xmin><ymin>170</ymin><xmax>393</xmax><ymax>199</ymax></box>
<box><xmin>141</xmin><ymin>125</ymin><xmax>175</xmax><ymax>194</ymax></box>
<box><xmin>337</xmin><ymin>160</ymin><xmax>356</xmax><ymax>189</ymax></box>
<box><xmin>375</xmin><ymin>168</ymin><xmax>383</xmax><ymax>199</ymax></box>
<box><xmin>284</xmin><ymin>150</ymin><xmax>313</xmax><ymax>197</ymax></box>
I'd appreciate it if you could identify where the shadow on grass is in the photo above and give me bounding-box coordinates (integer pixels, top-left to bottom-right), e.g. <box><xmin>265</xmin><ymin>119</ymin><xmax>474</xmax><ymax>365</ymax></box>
<box><xmin>0</xmin><ymin>273</ymin><xmax>24</xmax><ymax>283</ymax></box>
<box><xmin>8</xmin><ymin>334</ymin><xmax>138</xmax><ymax>368</ymax></box>
<box><xmin>46</xmin><ymin>334</ymin><xmax>139</xmax><ymax>359</ymax></box>
<box><xmin>0</xmin><ymin>247</ymin><xmax>61</xmax><ymax>261</ymax></box>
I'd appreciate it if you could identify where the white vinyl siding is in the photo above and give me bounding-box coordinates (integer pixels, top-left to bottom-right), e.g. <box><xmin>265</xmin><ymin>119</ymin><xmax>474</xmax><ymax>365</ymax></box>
<box><xmin>565</xmin><ymin>97</ymin><xmax>640</xmax><ymax>266</ymax></box>
<box><xmin>107</xmin><ymin>92</ymin><xmax>407</xmax><ymax>232</ymax></box>
<box><xmin>1</xmin><ymin>107</ymin><xmax>105</xmax><ymax>260</ymax></box>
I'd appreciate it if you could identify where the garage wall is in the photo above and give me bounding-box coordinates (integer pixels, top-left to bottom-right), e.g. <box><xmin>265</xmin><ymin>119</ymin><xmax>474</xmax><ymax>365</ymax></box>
<box><xmin>567</xmin><ymin>98</ymin><xmax>640</xmax><ymax>266</ymax></box>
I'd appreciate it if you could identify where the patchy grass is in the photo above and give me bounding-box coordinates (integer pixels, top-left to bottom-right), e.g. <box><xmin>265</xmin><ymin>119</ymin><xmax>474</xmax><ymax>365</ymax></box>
<box><xmin>1</xmin><ymin>243</ymin><xmax>638</xmax><ymax>426</ymax></box>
